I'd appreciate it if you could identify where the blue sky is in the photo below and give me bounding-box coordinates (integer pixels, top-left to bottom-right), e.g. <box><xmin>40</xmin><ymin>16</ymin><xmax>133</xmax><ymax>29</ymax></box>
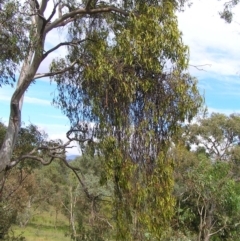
<box><xmin>1</xmin><ymin>0</ymin><xmax>240</xmax><ymax>155</ymax></box>
<box><xmin>177</xmin><ymin>0</ymin><xmax>240</xmax><ymax>114</ymax></box>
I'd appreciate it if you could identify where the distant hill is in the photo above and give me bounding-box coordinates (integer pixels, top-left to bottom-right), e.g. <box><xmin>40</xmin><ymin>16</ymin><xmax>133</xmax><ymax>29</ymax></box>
<box><xmin>66</xmin><ymin>154</ymin><xmax>80</xmax><ymax>161</ymax></box>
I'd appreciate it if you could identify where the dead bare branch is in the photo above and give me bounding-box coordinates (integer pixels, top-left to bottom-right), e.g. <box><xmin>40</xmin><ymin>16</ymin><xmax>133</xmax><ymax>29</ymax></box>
<box><xmin>209</xmin><ymin>223</ymin><xmax>227</xmax><ymax>236</ymax></box>
<box><xmin>96</xmin><ymin>215</ymin><xmax>114</xmax><ymax>229</ymax></box>
<box><xmin>61</xmin><ymin>158</ymin><xmax>94</xmax><ymax>200</ymax></box>
<box><xmin>7</xmin><ymin>139</ymin><xmax>73</xmax><ymax>169</ymax></box>
<box><xmin>46</xmin><ymin>1</ymin><xmax>60</xmax><ymax>23</ymax></box>
<box><xmin>8</xmin><ymin>155</ymin><xmax>54</xmax><ymax>168</ymax></box>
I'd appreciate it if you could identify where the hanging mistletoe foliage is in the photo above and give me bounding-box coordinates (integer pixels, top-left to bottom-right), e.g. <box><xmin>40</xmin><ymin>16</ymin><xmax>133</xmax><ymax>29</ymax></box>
<box><xmin>51</xmin><ymin>1</ymin><xmax>202</xmax><ymax>239</ymax></box>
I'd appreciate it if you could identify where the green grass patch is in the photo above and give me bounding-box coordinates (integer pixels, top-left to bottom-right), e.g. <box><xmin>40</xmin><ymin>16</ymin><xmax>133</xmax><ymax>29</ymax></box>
<box><xmin>12</xmin><ymin>207</ymin><xmax>71</xmax><ymax>241</ymax></box>
<box><xmin>12</xmin><ymin>225</ymin><xmax>71</xmax><ymax>241</ymax></box>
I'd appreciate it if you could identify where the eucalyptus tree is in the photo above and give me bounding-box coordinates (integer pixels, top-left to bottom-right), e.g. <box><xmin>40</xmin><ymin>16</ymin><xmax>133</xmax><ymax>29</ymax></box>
<box><xmin>0</xmin><ymin>0</ymin><xmax>203</xmax><ymax>238</ymax></box>
<box><xmin>0</xmin><ymin>0</ymin><xmax>201</xmax><ymax>183</ymax></box>
<box><xmin>169</xmin><ymin>113</ymin><xmax>240</xmax><ymax>240</ymax></box>
<box><xmin>0</xmin><ymin>122</ymin><xmax>46</xmax><ymax>239</ymax></box>
<box><xmin>172</xmin><ymin>146</ymin><xmax>240</xmax><ymax>241</ymax></box>
<box><xmin>186</xmin><ymin>113</ymin><xmax>240</xmax><ymax>161</ymax></box>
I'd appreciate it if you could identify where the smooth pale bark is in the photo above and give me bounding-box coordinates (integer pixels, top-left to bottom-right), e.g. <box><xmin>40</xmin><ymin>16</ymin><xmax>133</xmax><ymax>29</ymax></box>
<box><xmin>0</xmin><ymin>51</ymin><xmax>43</xmax><ymax>176</ymax></box>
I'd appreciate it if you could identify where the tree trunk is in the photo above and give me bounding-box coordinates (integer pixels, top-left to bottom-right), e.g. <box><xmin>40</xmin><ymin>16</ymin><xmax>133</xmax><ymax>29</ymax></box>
<box><xmin>0</xmin><ymin>50</ymin><xmax>43</xmax><ymax>180</ymax></box>
<box><xmin>204</xmin><ymin>235</ymin><xmax>210</xmax><ymax>241</ymax></box>
<box><xmin>69</xmin><ymin>186</ymin><xmax>77</xmax><ymax>239</ymax></box>
<box><xmin>0</xmin><ymin>0</ymin><xmax>47</xmax><ymax>180</ymax></box>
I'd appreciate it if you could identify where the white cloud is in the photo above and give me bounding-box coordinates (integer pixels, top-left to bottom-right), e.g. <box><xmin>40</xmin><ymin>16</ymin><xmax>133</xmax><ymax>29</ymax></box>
<box><xmin>2</xmin><ymin>95</ymin><xmax>52</xmax><ymax>106</ymax></box>
<box><xmin>40</xmin><ymin>114</ymin><xmax>69</xmax><ymax>120</ymax></box>
<box><xmin>207</xmin><ymin>107</ymin><xmax>240</xmax><ymax>116</ymax></box>
<box><xmin>0</xmin><ymin>95</ymin><xmax>10</xmax><ymax>102</ymax></box>
<box><xmin>24</xmin><ymin>96</ymin><xmax>50</xmax><ymax>105</ymax></box>
<box><xmin>178</xmin><ymin>0</ymin><xmax>240</xmax><ymax>77</ymax></box>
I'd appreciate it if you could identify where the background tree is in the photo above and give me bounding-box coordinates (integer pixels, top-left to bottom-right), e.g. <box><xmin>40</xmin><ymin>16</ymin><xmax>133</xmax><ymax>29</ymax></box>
<box><xmin>65</xmin><ymin>154</ymin><xmax>113</xmax><ymax>241</ymax></box>
<box><xmin>0</xmin><ymin>122</ymin><xmax>46</xmax><ymax>239</ymax></box>
<box><xmin>168</xmin><ymin>113</ymin><xmax>240</xmax><ymax>241</ymax></box>
<box><xmin>219</xmin><ymin>0</ymin><xmax>240</xmax><ymax>23</ymax></box>
<box><xmin>186</xmin><ymin>113</ymin><xmax>240</xmax><ymax>162</ymax></box>
<box><xmin>173</xmin><ymin>147</ymin><xmax>240</xmax><ymax>241</ymax></box>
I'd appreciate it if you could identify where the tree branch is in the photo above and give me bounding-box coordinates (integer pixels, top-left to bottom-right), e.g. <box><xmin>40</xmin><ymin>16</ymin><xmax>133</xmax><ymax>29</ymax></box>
<box><xmin>96</xmin><ymin>215</ymin><xmax>114</xmax><ymax>229</ymax></box>
<box><xmin>61</xmin><ymin>158</ymin><xmax>94</xmax><ymax>200</ymax></box>
<box><xmin>8</xmin><ymin>140</ymin><xmax>73</xmax><ymax>168</ymax></box>
<box><xmin>209</xmin><ymin>224</ymin><xmax>227</xmax><ymax>236</ymax></box>
<box><xmin>44</xmin><ymin>6</ymin><xmax>129</xmax><ymax>33</ymax></box>
<box><xmin>9</xmin><ymin>155</ymin><xmax>53</xmax><ymax>168</ymax></box>
<box><xmin>42</xmin><ymin>38</ymin><xmax>89</xmax><ymax>59</ymax></box>
<box><xmin>6</xmin><ymin>134</ymin><xmax>95</xmax><ymax>201</ymax></box>
<box><xmin>46</xmin><ymin>1</ymin><xmax>60</xmax><ymax>23</ymax></box>
<box><xmin>39</xmin><ymin>0</ymin><xmax>49</xmax><ymax>15</ymax></box>
<box><xmin>66</xmin><ymin>123</ymin><xmax>98</xmax><ymax>146</ymax></box>
<box><xmin>34</xmin><ymin>60</ymin><xmax>78</xmax><ymax>80</ymax></box>
<box><xmin>189</xmin><ymin>64</ymin><xmax>212</xmax><ymax>71</ymax></box>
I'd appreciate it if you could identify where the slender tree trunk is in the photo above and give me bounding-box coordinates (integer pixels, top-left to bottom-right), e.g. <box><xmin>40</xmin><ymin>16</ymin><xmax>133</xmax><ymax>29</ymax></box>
<box><xmin>0</xmin><ymin>56</ymin><xmax>41</xmax><ymax>175</ymax></box>
<box><xmin>0</xmin><ymin>0</ymin><xmax>47</xmax><ymax>178</ymax></box>
<box><xmin>0</xmin><ymin>41</ymin><xmax>44</xmax><ymax>181</ymax></box>
<box><xmin>55</xmin><ymin>209</ymin><xmax>58</xmax><ymax>229</ymax></box>
<box><xmin>204</xmin><ymin>235</ymin><xmax>210</xmax><ymax>241</ymax></box>
<box><xmin>69</xmin><ymin>186</ymin><xmax>77</xmax><ymax>239</ymax></box>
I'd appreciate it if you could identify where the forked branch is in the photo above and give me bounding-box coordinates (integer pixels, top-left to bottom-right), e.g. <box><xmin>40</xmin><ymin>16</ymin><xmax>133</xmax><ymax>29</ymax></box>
<box><xmin>7</xmin><ymin>139</ymin><xmax>73</xmax><ymax>168</ymax></box>
<box><xmin>44</xmin><ymin>6</ymin><xmax>129</xmax><ymax>33</ymax></box>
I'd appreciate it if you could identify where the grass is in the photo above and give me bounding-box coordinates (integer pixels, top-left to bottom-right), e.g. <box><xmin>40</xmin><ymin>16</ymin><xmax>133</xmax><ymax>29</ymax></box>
<box><xmin>11</xmin><ymin>208</ymin><xmax>71</xmax><ymax>241</ymax></box>
<box><xmin>12</xmin><ymin>226</ymin><xmax>70</xmax><ymax>241</ymax></box>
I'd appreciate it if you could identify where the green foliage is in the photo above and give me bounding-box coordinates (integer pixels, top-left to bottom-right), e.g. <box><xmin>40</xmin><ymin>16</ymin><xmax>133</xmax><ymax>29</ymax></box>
<box><xmin>186</xmin><ymin>113</ymin><xmax>240</xmax><ymax>161</ymax></box>
<box><xmin>6</xmin><ymin>113</ymin><xmax>240</xmax><ymax>241</ymax></box>
<box><xmin>0</xmin><ymin>201</ymin><xmax>17</xmax><ymax>240</ymax></box>
<box><xmin>51</xmin><ymin>2</ymin><xmax>202</xmax><ymax>239</ymax></box>
<box><xmin>173</xmin><ymin>146</ymin><xmax>240</xmax><ymax>240</ymax></box>
<box><xmin>171</xmin><ymin>113</ymin><xmax>240</xmax><ymax>240</ymax></box>
<box><xmin>0</xmin><ymin>122</ymin><xmax>44</xmax><ymax>238</ymax></box>
<box><xmin>99</xmin><ymin>137</ymin><xmax>175</xmax><ymax>240</ymax></box>
<box><xmin>69</xmin><ymin>155</ymin><xmax>114</xmax><ymax>240</ymax></box>
<box><xmin>1</xmin><ymin>1</ymin><xmax>205</xmax><ymax>240</ymax></box>
<box><xmin>0</xmin><ymin>121</ymin><xmax>57</xmax><ymax>172</ymax></box>
<box><xmin>0</xmin><ymin>0</ymin><xmax>29</xmax><ymax>85</ymax></box>
<box><xmin>53</xmin><ymin>2</ymin><xmax>202</xmax><ymax>129</ymax></box>
<box><xmin>219</xmin><ymin>0</ymin><xmax>240</xmax><ymax>23</ymax></box>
